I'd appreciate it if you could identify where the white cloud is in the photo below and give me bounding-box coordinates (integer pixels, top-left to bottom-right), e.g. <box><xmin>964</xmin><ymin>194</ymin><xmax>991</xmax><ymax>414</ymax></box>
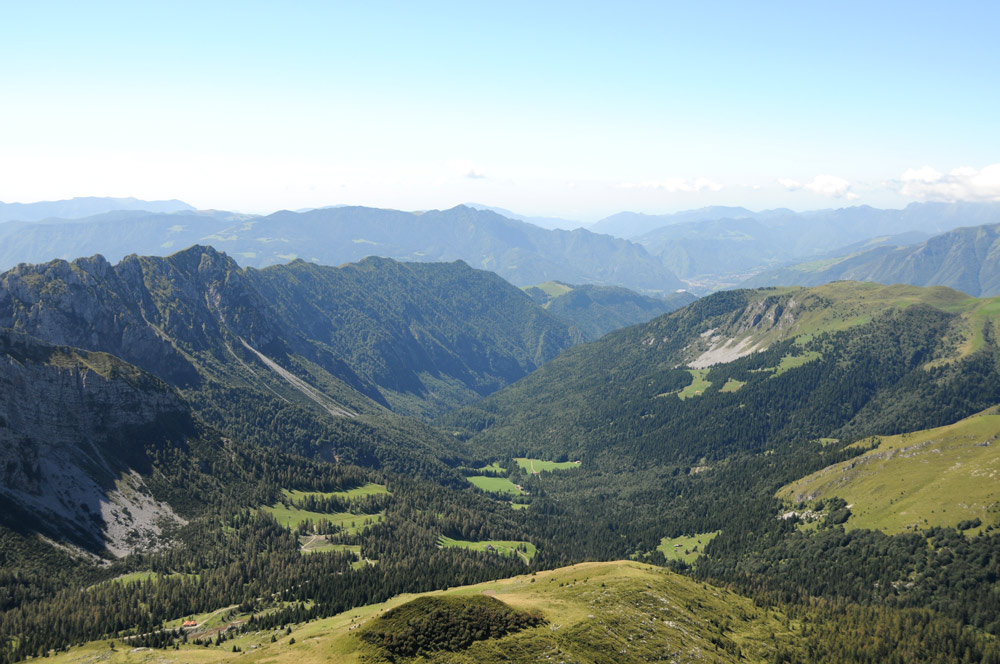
<box><xmin>778</xmin><ymin>174</ymin><xmax>857</xmax><ymax>199</ymax></box>
<box><xmin>445</xmin><ymin>159</ymin><xmax>488</xmax><ymax>180</ymax></box>
<box><xmin>898</xmin><ymin>163</ymin><xmax>1000</xmax><ymax>202</ymax></box>
<box><xmin>618</xmin><ymin>177</ymin><xmax>723</xmax><ymax>193</ymax></box>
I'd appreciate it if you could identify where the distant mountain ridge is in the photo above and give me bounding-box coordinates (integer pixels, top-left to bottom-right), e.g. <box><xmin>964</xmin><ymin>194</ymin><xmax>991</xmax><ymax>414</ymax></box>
<box><xmin>0</xmin><ymin>196</ymin><xmax>194</xmax><ymax>222</ymax></box>
<box><xmin>0</xmin><ymin>205</ymin><xmax>684</xmax><ymax>295</ymax></box>
<box><xmin>590</xmin><ymin>206</ymin><xmax>767</xmax><ymax>238</ymax></box>
<box><xmin>743</xmin><ymin>222</ymin><xmax>1000</xmax><ymax>297</ymax></box>
<box><xmin>590</xmin><ymin>202</ymin><xmax>1000</xmax><ymax>242</ymax></box>
<box><xmin>6</xmin><ymin>197</ymin><xmax>999</xmax><ymax>296</ymax></box>
<box><xmin>590</xmin><ymin>202</ymin><xmax>1000</xmax><ymax>288</ymax></box>
<box><xmin>523</xmin><ymin>281</ymin><xmax>696</xmax><ymax>341</ymax></box>
<box><xmin>463</xmin><ymin>203</ymin><xmax>583</xmax><ymax>230</ymax></box>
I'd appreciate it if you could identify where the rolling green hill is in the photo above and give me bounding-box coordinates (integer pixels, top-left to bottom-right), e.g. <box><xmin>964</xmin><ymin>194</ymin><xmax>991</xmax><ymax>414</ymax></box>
<box><xmin>778</xmin><ymin>408</ymin><xmax>1000</xmax><ymax>533</ymax></box>
<box><xmin>38</xmin><ymin>561</ymin><xmax>1000</xmax><ymax>664</ymax></box>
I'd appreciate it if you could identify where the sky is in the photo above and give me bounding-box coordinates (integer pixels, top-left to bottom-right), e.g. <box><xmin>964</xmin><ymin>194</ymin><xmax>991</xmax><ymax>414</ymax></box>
<box><xmin>1</xmin><ymin>1</ymin><xmax>998</xmax><ymax>221</ymax></box>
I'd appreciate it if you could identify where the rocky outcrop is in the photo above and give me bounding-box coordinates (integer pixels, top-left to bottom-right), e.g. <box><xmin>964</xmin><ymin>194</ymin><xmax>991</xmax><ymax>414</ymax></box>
<box><xmin>0</xmin><ymin>331</ymin><xmax>191</xmax><ymax>556</ymax></box>
<box><xmin>0</xmin><ymin>246</ymin><xmax>578</xmax><ymax>419</ymax></box>
<box><xmin>688</xmin><ymin>294</ymin><xmax>799</xmax><ymax>368</ymax></box>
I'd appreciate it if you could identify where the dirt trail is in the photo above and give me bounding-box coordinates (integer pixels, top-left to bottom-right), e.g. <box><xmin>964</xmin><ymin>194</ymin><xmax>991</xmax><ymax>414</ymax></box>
<box><xmin>299</xmin><ymin>534</ymin><xmax>327</xmax><ymax>551</ymax></box>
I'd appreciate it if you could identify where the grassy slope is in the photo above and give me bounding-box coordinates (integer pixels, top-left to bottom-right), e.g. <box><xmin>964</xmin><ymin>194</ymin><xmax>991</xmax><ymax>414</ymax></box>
<box><xmin>728</xmin><ymin>282</ymin><xmax>975</xmax><ymax>351</ymax></box>
<box><xmin>682</xmin><ymin>282</ymin><xmax>980</xmax><ymax>358</ymax></box>
<box><xmin>514</xmin><ymin>458</ymin><xmax>581</xmax><ymax>473</ymax></box>
<box><xmin>531</xmin><ymin>281</ymin><xmax>574</xmax><ymax>299</ymax></box>
<box><xmin>781</xmin><ymin>283</ymin><xmax>1000</xmax><ymax>363</ymax></box>
<box><xmin>44</xmin><ymin>561</ymin><xmax>801</xmax><ymax>664</ymax></box>
<box><xmin>282</xmin><ymin>483</ymin><xmax>390</xmax><ymax>501</ymax></box>
<box><xmin>658</xmin><ymin>531</ymin><xmax>721</xmax><ymax>564</ymax></box>
<box><xmin>260</xmin><ymin>505</ymin><xmax>383</xmax><ymax>534</ymax></box>
<box><xmin>437</xmin><ymin>536</ymin><xmax>536</xmax><ymax>563</ymax></box>
<box><xmin>778</xmin><ymin>408</ymin><xmax>1000</xmax><ymax>533</ymax></box>
<box><xmin>467</xmin><ymin>476</ymin><xmax>524</xmax><ymax>495</ymax></box>
<box><xmin>677</xmin><ymin>368</ymin><xmax>711</xmax><ymax>399</ymax></box>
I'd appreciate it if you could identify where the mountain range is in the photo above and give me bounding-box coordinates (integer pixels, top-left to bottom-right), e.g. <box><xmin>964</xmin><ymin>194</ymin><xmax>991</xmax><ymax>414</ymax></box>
<box><xmin>0</xmin><ymin>197</ymin><xmax>194</xmax><ymax>222</ymax></box>
<box><xmin>0</xmin><ymin>247</ymin><xmax>585</xmax><ymax>486</ymax></box>
<box><xmin>0</xmin><ymin>205</ymin><xmax>685</xmax><ymax>295</ymax></box>
<box><xmin>8</xmin><ymin>197</ymin><xmax>1000</xmax><ymax>663</ymax></box>
<box><xmin>587</xmin><ymin>202</ymin><xmax>1000</xmax><ymax>289</ymax></box>
<box><xmin>5</xmin><ymin>198</ymin><xmax>1000</xmax><ymax>298</ymax></box>
<box><xmin>744</xmin><ymin>222</ymin><xmax>1000</xmax><ymax>297</ymax></box>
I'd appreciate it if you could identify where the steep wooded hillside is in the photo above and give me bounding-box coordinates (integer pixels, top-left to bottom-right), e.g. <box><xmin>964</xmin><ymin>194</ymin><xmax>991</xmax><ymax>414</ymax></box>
<box><xmin>0</xmin><ymin>248</ymin><xmax>575</xmax><ymax>470</ymax></box>
<box><xmin>0</xmin><ymin>329</ymin><xmax>291</xmax><ymax>559</ymax></box>
<box><xmin>0</xmin><ymin>330</ymin><xmax>197</xmax><ymax>555</ymax></box>
<box><xmin>444</xmin><ymin>282</ymin><xmax>1000</xmax><ymax>465</ymax></box>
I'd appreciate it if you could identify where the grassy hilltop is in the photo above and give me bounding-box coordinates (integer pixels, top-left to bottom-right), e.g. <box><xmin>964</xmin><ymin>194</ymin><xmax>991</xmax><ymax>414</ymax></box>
<box><xmin>43</xmin><ymin>561</ymin><xmax>1000</xmax><ymax>664</ymax></box>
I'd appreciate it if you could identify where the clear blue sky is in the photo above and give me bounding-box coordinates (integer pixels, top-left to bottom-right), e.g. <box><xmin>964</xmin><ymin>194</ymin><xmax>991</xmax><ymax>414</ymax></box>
<box><xmin>1</xmin><ymin>1</ymin><xmax>998</xmax><ymax>219</ymax></box>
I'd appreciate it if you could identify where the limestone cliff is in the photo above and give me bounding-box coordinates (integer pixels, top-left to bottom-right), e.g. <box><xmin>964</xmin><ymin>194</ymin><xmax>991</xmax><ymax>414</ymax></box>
<box><xmin>0</xmin><ymin>330</ymin><xmax>192</xmax><ymax>556</ymax></box>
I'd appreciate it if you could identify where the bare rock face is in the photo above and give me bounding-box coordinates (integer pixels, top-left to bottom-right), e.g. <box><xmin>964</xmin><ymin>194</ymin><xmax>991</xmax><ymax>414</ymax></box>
<box><xmin>0</xmin><ymin>249</ymin><xmax>256</xmax><ymax>386</ymax></box>
<box><xmin>0</xmin><ymin>247</ymin><xmax>323</xmax><ymax>392</ymax></box>
<box><xmin>687</xmin><ymin>294</ymin><xmax>800</xmax><ymax>368</ymax></box>
<box><xmin>0</xmin><ymin>331</ymin><xmax>191</xmax><ymax>556</ymax></box>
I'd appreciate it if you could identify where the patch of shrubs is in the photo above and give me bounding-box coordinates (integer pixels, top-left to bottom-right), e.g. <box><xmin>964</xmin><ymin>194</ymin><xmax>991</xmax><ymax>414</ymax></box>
<box><xmin>361</xmin><ymin>595</ymin><xmax>545</xmax><ymax>658</ymax></box>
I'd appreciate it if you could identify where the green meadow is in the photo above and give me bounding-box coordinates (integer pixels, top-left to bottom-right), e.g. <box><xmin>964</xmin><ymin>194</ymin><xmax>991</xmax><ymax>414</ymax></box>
<box><xmin>467</xmin><ymin>475</ymin><xmax>524</xmax><ymax>495</ymax></box>
<box><xmin>779</xmin><ymin>409</ymin><xmax>1000</xmax><ymax>533</ymax></box>
<box><xmin>657</xmin><ymin>531</ymin><xmax>720</xmax><ymax>564</ymax></box>
<box><xmin>677</xmin><ymin>368</ymin><xmax>711</xmax><ymax>400</ymax></box>
<box><xmin>437</xmin><ymin>536</ymin><xmax>536</xmax><ymax>563</ymax></box>
<box><xmin>261</xmin><ymin>504</ymin><xmax>384</xmax><ymax>534</ymax></box>
<box><xmin>720</xmin><ymin>378</ymin><xmax>745</xmax><ymax>393</ymax></box>
<box><xmin>282</xmin><ymin>483</ymin><xmax>390</xmax><ymax>502</ymax></box>
<box><xmin>514</xmin><ymin>458</ymin><xmax>581</xmax><ymax>473</ymax></box>
<box><xmin>771</xmin><ymin>351</ymin><xmax>821</xmax><ymax>376</ymax></box>
<box><xmin>528</xmin><ymin>281</ymin><xmax>573</xmax><ymax>299</ymax></box>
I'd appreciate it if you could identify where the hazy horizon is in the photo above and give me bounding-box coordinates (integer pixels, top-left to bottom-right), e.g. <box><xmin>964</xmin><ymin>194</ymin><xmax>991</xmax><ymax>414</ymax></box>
<box><xmin>0</xmin><ymin>194</ymin><xmax>982</xmax><ymax>228</ymax></box>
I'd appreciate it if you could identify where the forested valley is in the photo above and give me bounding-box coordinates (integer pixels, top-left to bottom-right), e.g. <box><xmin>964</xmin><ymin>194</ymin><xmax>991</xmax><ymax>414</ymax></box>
<box><xmin>4</xmin><ymin>254</ymin><xmax>1000</xmax><ymax>663</ymax></box>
